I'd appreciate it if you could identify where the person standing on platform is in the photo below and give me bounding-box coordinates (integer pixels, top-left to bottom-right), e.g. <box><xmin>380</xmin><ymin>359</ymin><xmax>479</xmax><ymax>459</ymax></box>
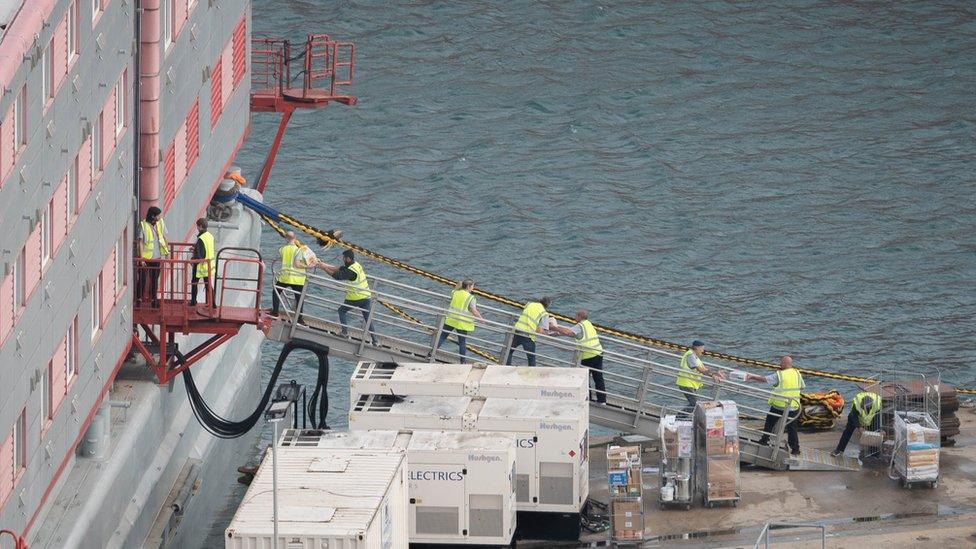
<box><xmin>435</xmin><ymin>279</ymin><xmax>483</xmax><ymax>360</ymax></box>
<box><xmin>136</xmin><ymin>206</ymin><xmax>169</xmax><ymax>307</ymax></box>
<box><xmin>831</xmin><ymin>391</ymin><xmax>882</xmax><ymax>456</ymax></box>
<box><xmin>676</xmin><ymin>340</ymin><xmax>723</xmax><ymax>412</ymax></box>
<box><xmin>746</xmin><ymin>355</ymin><xmax>805</xmax><ymax>456</ymax></box>
<box><xmin>505</xmin><ymin>297</ymin><xmax>553</xmax><ymax>366</ymax></box>
<box><xmin>552</xmin><ymin>310</ymin><xmax>607</xmax><ymax>403</ymax></box>
<box><xmin>320</xmin><ymin>249</ymin><xmax>378</xmax><ymax>345</ymax></box>
<box><xmin>189</xmin><ymin>218</ymin><xmax>215</xmax><ymax>307</ymax></box>
<box><xmin>271</xmin><ymin>231</ymin><xmax>308</xmax><ymax>316</ymax></box>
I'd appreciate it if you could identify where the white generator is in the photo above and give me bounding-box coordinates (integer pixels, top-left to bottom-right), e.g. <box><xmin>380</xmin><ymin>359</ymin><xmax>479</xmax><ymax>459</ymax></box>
<box><xmin>351</xmin><ymin>361</ymin><xmax>589</xmax><ymax>402</ymax></box>
<box><xmin>225</xmin><ymin>447</ymin><xmax>408</xmax><ymax>549</ymax></box>
<box><xmin>280</xmin><ymin>429</ymin><xmax>517</xmax><ymax>546</ymax></box>
<box><xmin>349</xmin><ymin>394</ymin><xmax>589</xmax><ymax>540</ymax></box>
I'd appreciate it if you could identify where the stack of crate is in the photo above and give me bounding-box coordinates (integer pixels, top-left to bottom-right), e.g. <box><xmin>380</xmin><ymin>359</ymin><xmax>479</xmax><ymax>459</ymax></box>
<box><xmin>694</xmin><ymin>401</ymin><xmax>740</xmax><ymax>507</ymax></box>
<box><xmin>607</xmin><ymin>445</ymin><xmax>644</xmax><ymax>542</ymax></box>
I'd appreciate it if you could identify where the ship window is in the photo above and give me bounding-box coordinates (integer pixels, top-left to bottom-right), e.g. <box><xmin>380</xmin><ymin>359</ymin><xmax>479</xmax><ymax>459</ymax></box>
<box><xmin>13</xmin><ymin>86</ymin><xmax>25</xmax><ymax>148</ymax></box>
<box><xmin>68</xmin><ymin>2</ymin><xmax>79</xmax><ymax>61</ymax></box>
<box><xmin>91</xmin><ymin>274</ymin><xmax>101</xmax><ymax>339</ymax></box>
<box><xmin>66</xmin><ymin>316</ymin><xmax>78</xmax><ymax>381</ymax></box>
<box><xmin>41</xmin><ymin>203</ymin><xmax>52</xmax><ymax>268</ymax></box>
<box><xmin>162</xmin><ymin>0</ymin><xmax>172</xmax><ymax>48</ymax></box>
<box><xmin>42</xmin><ymin>44</ymin><xmax>52</xmax><ymax>101</ymax></box>
<box><xmin>91</xmin><ymin>0</ymin><xmax>101</xmax><ymax>24</ymax></box>
<box><xmin>115</xmin><ymin>71</ymin><xmax>126</xmax><ymax>134</ymax></box>
<box><xmin>43</xmin><ymin>363</ymin><xmax>52</xmax><ymax>420</ymax></box>
<box><xmin>92</xmin><ymin>113</ymin><xmax>102</xmax><ymax>174</ymax></box>
<box><xmin>14</xmin><ymin>409</ymin><xmax>26</xmax><ymax>471</ymax></box>
<box><xmin>14</xmin><ymin>248</ymin><xmax>25</xmax><ymax>307</ymax></box>
<box><xmin>67</xmin><ymin>156</ymin><xmax>78</xmax><ymax>217</ymax></box>
<box><xmin>115</xmin><ymin>231</ymin><xmax>125</xmax><ymax>293</ymax></box>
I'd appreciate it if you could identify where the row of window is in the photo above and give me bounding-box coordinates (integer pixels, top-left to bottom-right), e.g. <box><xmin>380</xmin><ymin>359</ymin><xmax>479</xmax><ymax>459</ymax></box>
<box><xmin>0</xmin><ymin>226</ymin><xmax>125</xmax><ymax>507</ymax></box>
<box><xmin>162</xmin><ymin>13</ymin><xmax>246</xmax><ymax>210</ymax></box>
<box><xmin>0</xmin><ymin>67</ymin><xmax>127</xmax><ymax>347</ymax></box>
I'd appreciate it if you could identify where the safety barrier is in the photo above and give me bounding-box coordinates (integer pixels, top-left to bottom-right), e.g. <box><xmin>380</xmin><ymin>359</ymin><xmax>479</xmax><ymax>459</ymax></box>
<box><xmin>266</xmin><ymin>267</ymin><xmax>803</xmax><ymax>469</ymax></box>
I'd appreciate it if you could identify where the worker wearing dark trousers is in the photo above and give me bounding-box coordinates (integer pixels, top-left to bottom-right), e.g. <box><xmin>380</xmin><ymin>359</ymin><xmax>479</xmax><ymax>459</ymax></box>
<box><xmin>271</xmin><ymin>231</ymin><xmax>308</xmax><ymax>316</ymax></box>
<box><xmin>321</xmin><ymin>250</ymin><xmax>378</xmax><ymax>346</ymax></box>
<box><xmin>553</xmin><ymin>310</ymin><xmax>606</xmax><ymax>403</ymax></box>
<box><xmin>505</xmin><ymin>297</ymin><xmax>552</xmax><ymax>366</ymax></box>
<box><xmin>135</xmin><ymin>206</ymin><xmax>169</xmax><ymax>307</ymax></box>
<box><xmin>189</xmin><ymin>218</ymin><xmax>215</xmax><ymax>307</ymax></box>
<box><xmin>832</xmin><ymin>391</ymin><xmax>882</xmax><ymax>456</ymax></box>
<box><xmin>747</xmin><ymin>355</ymin><xmax>805</xmax><ymax>456</ymax></box>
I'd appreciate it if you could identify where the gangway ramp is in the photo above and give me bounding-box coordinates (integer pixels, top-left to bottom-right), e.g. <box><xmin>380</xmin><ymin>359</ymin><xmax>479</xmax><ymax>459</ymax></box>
<box><xmin>265</xmin><ymin>270</ymin><xmax>857</xmax><ymax>472</ymax></box>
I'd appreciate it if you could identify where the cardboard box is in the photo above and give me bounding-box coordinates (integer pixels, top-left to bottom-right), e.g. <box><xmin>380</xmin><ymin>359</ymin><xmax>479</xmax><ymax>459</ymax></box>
<box><xmin>611</xmin><ymin>499</ymin><xmax>643</xmax><ymax>540</ymax></box>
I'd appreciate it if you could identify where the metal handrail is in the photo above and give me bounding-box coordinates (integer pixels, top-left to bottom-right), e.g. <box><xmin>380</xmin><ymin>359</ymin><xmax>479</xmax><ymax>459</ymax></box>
<box><xmin>755</xmin><ymin>522</ymin><xmax>826</xmax><ymax>548</ymax></box>
<box><xmin>267</xmin><ymin>265</ymin><xmax>798</xmax><ymax>460</ymax></box>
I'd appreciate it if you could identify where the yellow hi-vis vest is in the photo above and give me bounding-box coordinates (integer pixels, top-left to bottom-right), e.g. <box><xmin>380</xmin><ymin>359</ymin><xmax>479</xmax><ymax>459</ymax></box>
<box><xmin>676</xmin><ymin>349</ymin><xmax>704</xmax><ymax>390</ymax></box>
<box><xmin>345</xmin><ymin>262</ymin><xmax>371</xmax><ymax>301</ymax></box>
<box><xmin>769</xmin><ymin>368</ymin><xmax>803</xmax><ymax>410</ymax></box>
<box><xmin>444</xmin><ymin>289</ymin><xmax>476</xmax><ymax>331</ymax></box>
<box><xmin>576</xmin><ymin>319</ymin><xmax>603</xmax><ymax>360</ymax></box>
<box><xmin>276</xmin><ymin>243</ymin><xmax>306</xmax><ymax>285</ymax></box>
<box><xmin>514</xmin><ymin>301</ymin><xmax>547</xmax><ymax>341</ymax></box>
<box><xmin>853</xmin><ymin>391</ymin><xmax>881</xmax><ymax>427</ymax></box>
<box><xmin>195</xmin><ymin>231</ymin><xmax>215</xmax><ymax>278</ymax></box>
<box><xmin>139</xmin><ymin>219</ymin><xmax>169</xmax><ymax>259</ymax></box>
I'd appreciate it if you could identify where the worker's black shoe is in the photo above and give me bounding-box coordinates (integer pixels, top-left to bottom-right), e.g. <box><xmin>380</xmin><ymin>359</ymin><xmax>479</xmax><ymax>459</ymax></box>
<box><xmin>791</xmin><ymin>450</ymin><xmax>802</xmax><ymax>456</ymax></box>
<box><xmin>830</xmin><ymin>450</ymin><xmax>842</xmax><ymax>457</ymax></box>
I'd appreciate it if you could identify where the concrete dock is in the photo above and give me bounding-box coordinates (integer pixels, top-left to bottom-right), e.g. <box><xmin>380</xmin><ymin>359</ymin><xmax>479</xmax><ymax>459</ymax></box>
<box><xmin>567</xmin><ymin>402</ymin><xmax>976</xmax><ymax>547</ymax></box>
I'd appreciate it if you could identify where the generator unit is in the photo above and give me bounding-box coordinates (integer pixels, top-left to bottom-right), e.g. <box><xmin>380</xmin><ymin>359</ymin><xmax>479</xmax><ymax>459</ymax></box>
<box><xmin>280</xmin><ymin>429</ymin><xmax>518</xmax><ymax>546</ymax></box>
<box><xmin>351</xmin><ymin>361</ymin><xmax>590</xmax><ymax>402</ymax></box>
<box><xmin>225</xmin><ymin>447</ymin><xmax>408</xmax><ymax>549</ymax></box>
<box><xmin>349</xmin><ymin>394</ymin><xmax>589</xmax><ymax>540</ymax></box>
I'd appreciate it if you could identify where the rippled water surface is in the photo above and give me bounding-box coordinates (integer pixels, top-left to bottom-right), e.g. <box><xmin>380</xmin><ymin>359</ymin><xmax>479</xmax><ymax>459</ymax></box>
<box><xmin>206</xmin><ymin>0</ymin><xmax>976</xmax><ymax>541</ymax></box>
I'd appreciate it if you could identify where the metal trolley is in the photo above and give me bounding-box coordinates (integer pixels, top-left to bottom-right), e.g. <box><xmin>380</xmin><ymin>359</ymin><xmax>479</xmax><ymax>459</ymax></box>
<box><xmin>658</xmin><ymin>411</ymin><xmax>694</xmax><ymax>510</ymax></box>
<box><xmin>694</xmin><ymin>401</ymin><xmax>741</xmax><ymax>508</ymax></box>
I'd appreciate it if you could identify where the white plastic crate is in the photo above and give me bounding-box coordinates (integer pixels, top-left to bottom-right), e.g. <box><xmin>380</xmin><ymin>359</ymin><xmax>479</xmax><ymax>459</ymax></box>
<box><xmin>351</xmin><ymin>362</ymin><xmax>589</xmax><ymax>402</ymax></box>
<box><xmin>279</xmin><ymin>429</ymin><xmax>517</xmax><ymax>546</ymax></box>
<box><xmin>349</xmin><ymin>395</ymin><xmax>589</xmax><ymax>516</ymax></box>
<box><xmin>225</xmin><ymin>447</ymin><xmax>408</xmax><ymax>549</ymax></box>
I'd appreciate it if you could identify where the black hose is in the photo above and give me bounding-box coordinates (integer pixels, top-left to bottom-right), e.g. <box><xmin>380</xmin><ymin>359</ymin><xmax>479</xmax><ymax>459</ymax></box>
<box><xmin>182</xmin><ymin>339</ymin><xmax>328</xmax><ymax>439</ymax></box>
<box><xmin>304</xmin><ymin>342</ymin><xmax>331</xmax><ymax>429</ymax></box>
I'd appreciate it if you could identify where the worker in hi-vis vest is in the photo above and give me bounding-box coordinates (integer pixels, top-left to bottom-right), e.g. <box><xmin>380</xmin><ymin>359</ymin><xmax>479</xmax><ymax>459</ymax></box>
<box><xmin>746</xmin><ymin>355</ymin><xmax>806</xmax><ymax>456</ymax></box>
<box><xmin>553</xmin><ymin>310</ymin><xmax>607</xmax><ymax>403</ymax></box>
<box><xmin>135</xmin><ymin>206</ymin><xmax>169</xmax><ymax>307</ymax></box>
<box><xmin>676</xmin><ymin>340</ymin><xmax>724</xmax><ymax>412</ymax></box>
<box><xmin>189</xmin><ymin>218</ymin><xmax>215</xmax><ymax>307</ymax></box>
<box><xmin>505</xmin><ymin>297</ymin><xmax>553</xmax><ymax>367</ymax></box>
<box><xmin>320</xmin><ymin>249</ymin><xmax>378</xmax><ymax>346</ymax></box>
<box><xmin>832</xmin><ymin>391</ymin><xmax>882</xmax><ymax>456</ymax></box>
<box><xmin>271</xmin><ymin>231</ymin><xmax>315</xmax><ymax>316</ymax></box>
<box><xmin>434</xmin><ymin>279</ymin><xmax>483</xmax><ymax>361</ymax></box>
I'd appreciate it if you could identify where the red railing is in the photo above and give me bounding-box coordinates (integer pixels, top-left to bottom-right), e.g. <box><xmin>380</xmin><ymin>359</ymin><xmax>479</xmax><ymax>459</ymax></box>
<box><xmin>250</xmin><ymin>34</ymin><xmax>356</xmax><ymax>107</ymax></box>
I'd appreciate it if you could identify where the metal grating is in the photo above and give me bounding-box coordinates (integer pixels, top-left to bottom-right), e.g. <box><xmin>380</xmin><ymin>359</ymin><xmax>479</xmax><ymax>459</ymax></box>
<box><xmin>469</xmin><ymin>494</ymin><xmax>503</xmax><ymax>538</ymax></box>
<box><xmin>539</xmin><ymin>462</ymin><xmax>573</xmax><ymax>505</ymax></box>
<box><xmin>516</xmin><ymin>474</ymin><xmax>530</xmax><ymax>502</ymax></box>
<box><xmin>416</xmin><ymin>505</ymin><xmax>459</xmax><ymax>535</ymax></box>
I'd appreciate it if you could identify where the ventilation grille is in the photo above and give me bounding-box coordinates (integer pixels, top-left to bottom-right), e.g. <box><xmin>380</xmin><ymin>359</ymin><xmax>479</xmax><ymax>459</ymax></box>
<box><xmin>353</xmin><ymin>361</ymin><xmax>399</xmax><ymax>380</ymax></box>
<box><xmin>279</xmin><ymin>429</ymin><xmax>328</xmax><ymax>447</ymax></box>
<box><xmin>352</xmin><ymin>394</ymin><xmax>401</xmax><ymax>412</ymax></box>
<box><xmin>516</xmin><ymin>474</ymin><xmax>530</xmax><ymax>503</ymax></box>
<box><xmin>469</xmin><ymin>494</ymin><xmax>503</xmax><ymax>538</ymax></box>
<box><xmin>415</xmin><ymin>506</ymin><xmax>459</xmax><ymax>535</ymax></box>
<box><xmin>539</xmin><ymin>462</ymin><xmax>573</xmax><ymax>505</ymax></box>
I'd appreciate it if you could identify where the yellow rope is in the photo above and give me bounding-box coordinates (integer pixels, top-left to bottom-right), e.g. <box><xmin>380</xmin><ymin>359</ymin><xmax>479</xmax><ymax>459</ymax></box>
<box><xmin>265</xmin><ymin>212</ymin><xmax>975</xmax><ymax>395</ymax></box>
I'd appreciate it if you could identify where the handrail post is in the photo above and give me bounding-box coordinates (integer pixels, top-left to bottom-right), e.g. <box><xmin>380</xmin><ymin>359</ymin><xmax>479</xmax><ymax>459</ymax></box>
<box><xmin>357</xmin><ymin>297</ymin><xmax>379</xmax><ymax>356</ymax></box>
<box><xmin>499</xmin><ymin>326</ymin><xmax>516</xmax><ymax>366</ymax></box>
<box><xmin>571</xmin><ymin>348</ymin><xmax>582</xmax><ymax>368</ymax></box>
<box><xmin>770</xmin><ymin>406</ymin><xmax>789</xmax><ymax>464</ymax></box>
<box><xmin>288</xmin><ymin>283</ymin><xmax>309</xmax><ymax>340</ymax></box>
<box><xmin>428</xmin><ymin>309</ymin><xmax>448</xmax><ymax>363</ymax></box>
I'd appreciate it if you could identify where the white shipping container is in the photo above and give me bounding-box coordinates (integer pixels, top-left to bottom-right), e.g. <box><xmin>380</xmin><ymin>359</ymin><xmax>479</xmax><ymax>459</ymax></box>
<box><xmin>225</xmin><ymin>447</ymin><xmax>409</xmax><ymax>549</ymax></box>
<box><xmin>351</xmin><ymin>362</ymin><xmax>589</xmax><ymax>402</ymax></box>
<box><xmin>349</xmin><ymin>395</ymin><xmax>589</xmax><ymax>516</ymax></box>
<box><xmin>281</xmin><ymin>429</ymin><xmax>517</xmax><ymax>546</ymax></box>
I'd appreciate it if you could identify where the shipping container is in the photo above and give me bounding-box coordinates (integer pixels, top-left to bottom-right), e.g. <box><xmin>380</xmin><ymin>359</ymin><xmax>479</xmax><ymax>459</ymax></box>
<box><xmin>351</xmin><ymin>362</ymin><xmax>589</xmax><ymax>402</ymax></box>
<box><xmin>349</xmin><ymin>394</ymin><xmax>588</xmax><ymax>540</ymax></box>
<box><xmin>280</xmin><ymin>429</ymin><xmax>518</xmax><ymax>546</ymax></box>
<box><xmin>225</xmin><ymin>447</ymin><xmax>409</xmax><ymax>549</ymax></box>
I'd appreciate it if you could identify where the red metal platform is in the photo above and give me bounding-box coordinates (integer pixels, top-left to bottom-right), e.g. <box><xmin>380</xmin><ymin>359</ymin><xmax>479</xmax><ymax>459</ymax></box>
<box><xmin>131</xmin><ymin>245</ymin><xmax>268</xmax><ymax>384</ymax></box>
